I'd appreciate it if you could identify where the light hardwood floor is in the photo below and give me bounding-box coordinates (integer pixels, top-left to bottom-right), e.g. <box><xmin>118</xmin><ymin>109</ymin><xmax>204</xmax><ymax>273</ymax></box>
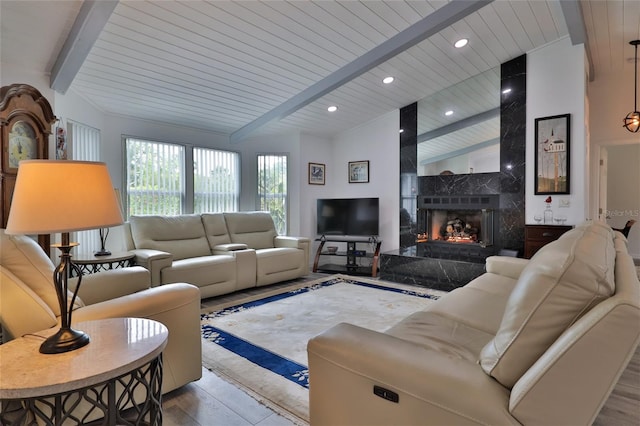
<box><xmin>162</xmin><ymin>273</ymin><xmax>640</xmax><ymax>425</ymax></box>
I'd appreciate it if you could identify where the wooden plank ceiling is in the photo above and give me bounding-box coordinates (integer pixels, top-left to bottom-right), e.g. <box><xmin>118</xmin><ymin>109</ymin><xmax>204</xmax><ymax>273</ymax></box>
<box><xmin>67</xmin><ymin>0</ymin><xmax>568</xmax><ymax>142</ymax></box>
<box><xmin>2</xmin><ymin>0</ymin><xmax>639</xmax><ymax>158</ymax></box>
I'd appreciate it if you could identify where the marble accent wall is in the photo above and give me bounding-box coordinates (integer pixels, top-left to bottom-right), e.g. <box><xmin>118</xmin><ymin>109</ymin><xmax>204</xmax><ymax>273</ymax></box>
<box><xmin>383</xmin><ymin>55</ymin><xmax>527</xmax><ymax>290</ymax></box>
<box><xmin>399</xmin><ymin>102</ymin><xmax>418</xmax><ymax>248</ymax></box>
<box><xmin>400</xmin><ymin>102</ymin><xmax>418</xmax><ymax>174</ymax></box>
<box><xmin>497</xmin><ymin>54</ymin><xmax>527</xmax><ymax>251</ymax></box>
<box><xmin>408</xmin><ymin>54</ymin><xmax>527</xmax><ymax>253</ymax></box>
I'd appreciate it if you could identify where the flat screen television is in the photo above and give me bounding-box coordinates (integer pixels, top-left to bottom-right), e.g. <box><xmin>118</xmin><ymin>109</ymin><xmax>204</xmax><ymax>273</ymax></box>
<box><xmin>317</xmin><ymin>197</ymin><xmax>379</xmax><ymax>237</ymax></box>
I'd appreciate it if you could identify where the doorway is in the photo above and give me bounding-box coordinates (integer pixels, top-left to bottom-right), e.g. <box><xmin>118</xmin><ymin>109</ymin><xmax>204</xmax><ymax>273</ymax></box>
<box><xmin>600</xmin><ymin>143</ymin><xmax>640</xmax><ymax>259</ymax></box>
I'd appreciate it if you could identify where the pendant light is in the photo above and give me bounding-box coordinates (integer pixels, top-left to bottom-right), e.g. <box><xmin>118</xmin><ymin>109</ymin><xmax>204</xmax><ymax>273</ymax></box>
<box><xmin>623</xmin><ymin>40</ymin><xmax>640</xmax><ymax>133</ymax></box>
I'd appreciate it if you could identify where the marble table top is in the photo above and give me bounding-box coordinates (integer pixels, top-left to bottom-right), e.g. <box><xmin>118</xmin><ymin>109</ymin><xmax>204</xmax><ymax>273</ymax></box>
<box><xmin>0</xmin><ymin>318</ymin><xmax>168</xmax><ymax>399</ymax></box>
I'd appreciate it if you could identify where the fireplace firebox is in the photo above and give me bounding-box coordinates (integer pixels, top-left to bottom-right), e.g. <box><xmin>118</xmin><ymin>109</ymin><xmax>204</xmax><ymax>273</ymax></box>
<box><xmin>416</xmin><ymin>195</ymin><xmax>499</xmax><ymax>261</ymax></box>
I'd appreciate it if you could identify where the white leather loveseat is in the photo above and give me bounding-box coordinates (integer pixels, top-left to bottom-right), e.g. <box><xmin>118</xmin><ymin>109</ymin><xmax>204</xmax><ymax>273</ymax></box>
<box><xmin>124</xmin><ymin>211</ymin><xmax>310</xmax><ymax>299</ymax></box>
<box><xmin>308</xmin><ymin>221</ymin><xmax>640</xmax><ymax>425</ymax></box>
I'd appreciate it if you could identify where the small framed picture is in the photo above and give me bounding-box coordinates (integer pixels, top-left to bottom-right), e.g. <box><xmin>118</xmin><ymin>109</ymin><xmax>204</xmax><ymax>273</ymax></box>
<box><xmin>348</xmin><ymin>160</ymin><xmax>369</xmax><ymax>183</ymax></box>
<box><xmin>534</xmin><ymin>114</ymin><xmax>570</xmax><ymax>194</ymax></box>
<box><xmin>308</xmin><ymin>162</ymin><xmax>325</xmax><ymax>185</ymax></box>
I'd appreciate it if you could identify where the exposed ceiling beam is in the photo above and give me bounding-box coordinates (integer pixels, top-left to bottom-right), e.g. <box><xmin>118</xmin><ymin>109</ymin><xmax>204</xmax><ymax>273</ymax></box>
<box><xmin>230</xmin><ymin>0</ymin><xmax>494</xmax><ymax>143</ymax></box>
<box><xmin>417</xmin><ymin>107</ymin><xmax>500</xmax><ymax>143</ymax></box>
<box><xmin>559</xmin><ymin>0</ymin><xmax>594</xmax><ymax>81</ymax></box>
<box><xmin>50</xmin><ymin>0</ymin><xmax>119</xmax><ymax>94</ymax></box>
<box><xmin>420</xmin><ymin>137</ymin><xmax>499</xmax><ymax>165</ymax></box>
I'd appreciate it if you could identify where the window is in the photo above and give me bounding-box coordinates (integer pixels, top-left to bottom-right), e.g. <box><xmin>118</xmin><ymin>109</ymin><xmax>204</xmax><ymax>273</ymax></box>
<box><xmin>68</xmin><ymin>121</ymin><xmax>102</xmax><ymax>252</ymax></box>
<box><xmin>125</xmin><ymin>138</ymin><xmax>185</xmax><ymax>216</ymax></box>
<box><xmin>257</xmin><ymin>154</ymin><xmax>288</xmax><ymax>234</ymax></box>
<box><xmin>193</xmin><ymin>147</ymin><xmax>240</xmax><ymax>213</ymax></box>
<box><xmin>124</xmin><ymin>138</ymin><xmax>240</xmax><ymax>218</ymax></box>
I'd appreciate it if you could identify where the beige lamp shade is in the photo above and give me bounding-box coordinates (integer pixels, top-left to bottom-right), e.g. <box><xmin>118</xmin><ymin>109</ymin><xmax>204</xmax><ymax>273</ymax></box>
<box><xmin>5</xmin><ymin>160</ymin><xmax>124</xmax><ymax>235</ymax></box>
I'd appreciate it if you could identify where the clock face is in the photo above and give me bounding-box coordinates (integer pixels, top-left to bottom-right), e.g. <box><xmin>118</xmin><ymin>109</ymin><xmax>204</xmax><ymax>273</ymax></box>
<box><xmin>8</xmin><ymin>121</ymin><xmax>37</xmax><ymax>168</ymax></box>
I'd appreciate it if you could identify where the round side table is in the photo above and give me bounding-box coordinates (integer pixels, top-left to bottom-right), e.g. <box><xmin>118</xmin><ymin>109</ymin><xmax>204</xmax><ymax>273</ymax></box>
<box><xmin>0</xmin><ymin>318</ymin><xmax>168</xmax><ymax>425</ymax></box>
<box><xmin>71</xmin><ymin>251</ymin><xmax>135</xmax><ymax>276</ymax></box>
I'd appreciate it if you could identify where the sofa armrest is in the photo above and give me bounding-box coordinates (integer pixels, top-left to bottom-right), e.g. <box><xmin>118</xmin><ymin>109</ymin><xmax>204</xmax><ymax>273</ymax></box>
<box><xmin>308</xmin><ymin>323</ymin><xmax>516</xmax><ymax>426</ymax></box>
<box><xmin>212</xmin><ymin>243</ymin><xmax>249</xmax><ymax>254</ymax></box>
<box><xmin>72</xmin><ymin>282</ymin><xmax>198</xmax><ymax>322</ymax></box>
<box><xmin>130</xmin><ymin>249</ymin><xmax>173</xmax><ymax>286</ymax></box>
<box><xmin>485</xmin><ymin>255</ymin><xmax>530</xmax><ymax>280</ymax></box>
<box><xmin>274</xmin><ymin>235</ymin><xmax>309</xmax><ymax>248</ymax></box>
<box><xmin>69</xmin><ymin>266</ymin><xmax>151</xmax><ymax>306</ymax></box>
<box><xmin>71</xmin><ymin>283</ymin><xmax>203</xmax><ymax>393</ymax></box>
<box><xmin>275</xmin><ymin>236</ymin><xmax>310</xmax><ymax>274</ymax></box>
<box><xmin>222</xmin><ymin>248</ymin><xmax>257</xmax><ymax>289</ymax></box>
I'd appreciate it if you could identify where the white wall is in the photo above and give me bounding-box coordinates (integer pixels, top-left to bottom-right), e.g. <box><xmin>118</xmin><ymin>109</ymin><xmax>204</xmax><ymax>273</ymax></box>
<box><xmin>299</xmin><ymin>133</ymin><xmax>333</xmax><ymax>240</ymax></box>
<box><xmin>325</xmin><ymin>110</ymin><xmax>400</xmax><ymax>251</ymax></box>
<box><xmin>526</xmin><ymin>37</ymin><xmax>588</xmax><ymax>225</ymax></box>
<box><xmin>235</xmin><ymin>132</ymin><xmax>303</xmax><ymax>235</ymax></box>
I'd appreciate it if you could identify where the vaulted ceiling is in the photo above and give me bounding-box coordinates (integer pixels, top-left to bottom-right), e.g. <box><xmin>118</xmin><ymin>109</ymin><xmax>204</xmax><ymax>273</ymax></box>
<box><xmin>1</xmin><ymin>1</ymin><xmax>639</xmax><ymax>146</ymax></box>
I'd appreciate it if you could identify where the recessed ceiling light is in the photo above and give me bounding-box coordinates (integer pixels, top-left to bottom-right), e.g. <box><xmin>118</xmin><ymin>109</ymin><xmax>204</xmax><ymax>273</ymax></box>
<box><xmin>327</xmin><ymin>106</ymin><xmax>338</xmax><ymax>112</ymax></box>
<box><xmin>454</xmin><ymin>38</ymin><xmax>468</xmax><ymax>48</ymax></box>
<box><xmin>502</xmin><ymin>88</ymin><xmax>512</xmax><ymax>94</ymax></box>
<box><xmin>399</xmin><ymin>129</ymin><xmax>404</xmax><ymax>133</ymax></box>
<box><xmin>383</xmin><ymin>76</ymin><xmax>395</xmax><ymax>84</ymax></box>
<box><xmin>445</xmin><ymin>110</ymin><xmax>454</xmax><ymax>116</ymax></box>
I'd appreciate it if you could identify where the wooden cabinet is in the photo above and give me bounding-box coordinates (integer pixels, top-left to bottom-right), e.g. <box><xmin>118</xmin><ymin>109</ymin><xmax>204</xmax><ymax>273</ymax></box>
<box><xmin>524</xmin><ymin>225</ymin><xmax>573</xmax><ymax>259</ymax></box>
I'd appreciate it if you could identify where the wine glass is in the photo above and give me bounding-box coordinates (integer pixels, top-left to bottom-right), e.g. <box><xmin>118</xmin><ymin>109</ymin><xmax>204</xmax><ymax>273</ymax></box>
<box><xmin>534</xmin><ymin>214</ymin><xmax>542</xmax><ymax>224</ymax></box>
<box><xmin>555</xmin><ymin>215</ymin><xmax>567</xmax><ymax>225</ymax></box>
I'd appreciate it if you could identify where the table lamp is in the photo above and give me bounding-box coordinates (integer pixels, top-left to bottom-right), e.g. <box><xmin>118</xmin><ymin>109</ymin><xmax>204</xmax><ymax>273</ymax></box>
<box><xmin>5</xmin><ymin>160</ymin><xmax>124</xmax><ymax>354</ymax></box>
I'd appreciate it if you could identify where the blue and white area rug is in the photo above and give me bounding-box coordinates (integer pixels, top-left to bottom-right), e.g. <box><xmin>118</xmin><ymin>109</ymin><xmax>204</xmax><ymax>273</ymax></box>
<box><xmin>200</xmin><ymin>274</ymin><xmax>444</xmax><ymax>424</ymax></box>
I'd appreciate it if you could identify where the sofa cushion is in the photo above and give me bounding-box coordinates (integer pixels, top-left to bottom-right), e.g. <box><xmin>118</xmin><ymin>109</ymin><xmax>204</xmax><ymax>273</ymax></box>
<box><xmin>0</xmin><ymin>231</ymin><xmax>84</xmax><ymax>316</ymax></box>
<box><xmin>427</xmin><ymin>275</ymin><xmax>517</xmax><ymax>335</ymax></box>
<box><xmin>129</xmin><ymin>215</ymin><xmax>210</xmax><ymax>260</ymax></box>
<box><xmin>479</xmin><ymin>223</ymin><xmax>616</xmax><ymax>388</ymax></box>
<box><xmin>255</xmin><ymin>247</ymin><xmax>303</xmax><ymax>274</ymax></box>
<box><xmin>201</xmin><ymin>213</ymin><xmax>232</xmax><ymax>248</ymax></box>
<box><xmin>386</xmin><ymin>311</ymin><xmax>494</xmax><ymax>362</ymax></box>
<box><xmin>0</xmin><ymin>266</ymin><xmax>57</xmax><ymax>339</ymax></box>
<box><xmin>224</xmin><ymin>212</ymin><xmax>278</xmax><ymax>249</ymax></box>
<box><xmin>161</xmin><ymin>255</ymin><xmax>236</xmax><ymax>287</ymax></box>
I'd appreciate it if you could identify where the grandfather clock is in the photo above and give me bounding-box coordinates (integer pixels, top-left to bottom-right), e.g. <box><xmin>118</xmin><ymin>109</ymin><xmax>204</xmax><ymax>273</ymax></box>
<box><xmin>1</xmin><ymin>84</ymin><xmax>57</xmax><ymax>254</ymax></box>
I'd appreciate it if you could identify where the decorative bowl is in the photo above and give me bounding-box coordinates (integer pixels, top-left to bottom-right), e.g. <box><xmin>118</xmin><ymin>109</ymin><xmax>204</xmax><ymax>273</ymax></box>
<box><xmin>326</xmin><ymin>246</ymin><xmax>338</xmax><ymax>253</ymax></box>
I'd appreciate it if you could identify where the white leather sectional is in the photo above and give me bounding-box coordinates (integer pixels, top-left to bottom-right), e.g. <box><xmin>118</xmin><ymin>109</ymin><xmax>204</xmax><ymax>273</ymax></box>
<box><xmin>124</xmin><ymin>211</ymin><xmax>310</xmax><ymax>299</ymax></box>
<box><xmin>308</xmin><ymin>221</ymin><xmax>640</xmax><ymax>425</ymax></box>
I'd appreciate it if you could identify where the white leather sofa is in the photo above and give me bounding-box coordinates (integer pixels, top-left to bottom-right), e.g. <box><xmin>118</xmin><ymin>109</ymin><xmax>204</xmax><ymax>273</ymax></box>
<box><xmin>0</xmin><ymin>230</ymin><xmax>202</xmax><ymax>395</ymax></box>
<box><xmin>124</xmin><ymin>211</ymin><xmax>310</xmax><ymax>299</ymax></box>
<box><xmin>308</xmin><ymin>221</ymin><xmax>640</xmax><ymax>425</ymax></box>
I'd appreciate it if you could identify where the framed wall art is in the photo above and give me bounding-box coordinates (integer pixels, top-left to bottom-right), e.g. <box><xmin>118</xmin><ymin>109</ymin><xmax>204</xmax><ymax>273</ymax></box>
<box><xmin>534</xmin><ymin>113</ymin><xmax>570</xmax><ymax>195</ymax></box>
<box><xmin>348</xmin><ymin>160</ymin><xmax>369</xmax><ymax>183</ymax></box>
<box><xmin>308</xmin><ymin>162</ymin><xmax>325</xmax><ymax>185</ymax></box>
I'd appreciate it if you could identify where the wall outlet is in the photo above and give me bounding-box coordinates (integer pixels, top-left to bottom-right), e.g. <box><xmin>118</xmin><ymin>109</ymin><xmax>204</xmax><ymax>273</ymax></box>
<box><xmin>559</xmin><ymin>198</ymin><xmax>570</xmax><ymax>208</ymax></box>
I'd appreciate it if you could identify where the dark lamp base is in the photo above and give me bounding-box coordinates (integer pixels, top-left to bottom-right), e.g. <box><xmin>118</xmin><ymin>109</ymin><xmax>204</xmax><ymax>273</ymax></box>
<box><xmin>94</xmin><ymin>249</ymin><xmax>112</xmax><ymax>256</ymax></box>
<box><xmin>40</xmin><ymin>327</ymin><xmax>90</xmax><ymax>354</ymax></box>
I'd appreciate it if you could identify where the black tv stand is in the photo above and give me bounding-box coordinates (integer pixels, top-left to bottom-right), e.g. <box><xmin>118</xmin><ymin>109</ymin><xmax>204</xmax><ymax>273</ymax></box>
<box><xmin>313</xmin><ymin>236</ymin><xmax>382</xmax><ymax>277</ymax></box>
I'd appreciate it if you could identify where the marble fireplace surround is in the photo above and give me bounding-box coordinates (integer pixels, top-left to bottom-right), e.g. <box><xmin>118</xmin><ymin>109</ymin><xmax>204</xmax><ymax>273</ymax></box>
<box><xmin>382</xmin><ymin>55</ymin><xmax>526</xmax><ymax>291</ymax></box>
